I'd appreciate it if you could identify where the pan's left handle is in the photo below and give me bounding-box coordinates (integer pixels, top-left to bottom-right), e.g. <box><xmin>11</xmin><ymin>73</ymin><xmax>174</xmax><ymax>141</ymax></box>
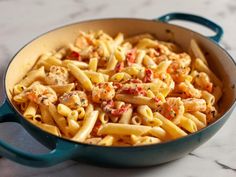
<box><xmin>154</xmin><ymin>12</ymin><xmax>224</xmax><ymax>43</ymax></box>
<box><xmin>0</xmin><ymin>100</ymin><xmax>77</xmax><ymax>167</ymax></box>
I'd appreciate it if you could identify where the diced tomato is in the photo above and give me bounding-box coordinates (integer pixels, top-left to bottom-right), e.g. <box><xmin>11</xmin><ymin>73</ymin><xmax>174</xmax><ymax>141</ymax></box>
<box><xmin>101</xmin><ymin>100</ymin><xmax>130</xmax><ymax>117</ymax></box>
<box><xmin>126</xmin><ymin>49</ymin><xmax>136</xmax><ymax>66</ymax></box>
<box><xmin>115</xmin><ymin>62</ymin><xmax>124</xmax><ymax>72</ymax></box>
<box><xmin>113</xmin><ymin>83</ymin><xmax>123</xmax><ymax>89</ymax></box>
<box><xmin>152</xmin><ymin>97</ymin><xmax>160</xmax><ymax>103</ymax></box>
<box><xmin>101</xmin><ymin>100</ymin><xmax>115</xmax><ymax>113</ymax></box>
<box><xmin>121</xmin><ymin>86</ymin><xmax>147</xmax><ymax>96</ymax></box>
<box><xmin>67</xmin><ymin>51</ymin><xmax>81</xmax><ymax>61</ymax></box>
<box><xmin>143</xmin><ymin>69</ymin><xmax>153</xmax><ymax>83</ymax></box>
<box><xmin>111</xmin><ymin>104</ymin><xmax>131</xmax><ymax>116</ymax></box>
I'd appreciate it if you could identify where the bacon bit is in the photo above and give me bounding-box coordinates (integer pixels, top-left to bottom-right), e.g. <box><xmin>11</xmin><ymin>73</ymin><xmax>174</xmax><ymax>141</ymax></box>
<box><xmin>206</xmin><ymin>83</ymin><xmax>213</xmax><ymax>93</ymax></box>
<box><xmin>143</xmin><ymin>69</ymin><xmax>153</xmax><ymax>83</ymax></box>
<box><xmin>121</xmin><ymin>86</ymin><xmax>147</xmax><ymax>96</ymax></box>
<box><xmin>91</xmin><ymin>121</ymin><xmax>102</xmax><ymax>136</ymax></box>
<box><xmin>67</xmin><ymin>51</ymin><xmax>81</xmax><ymax>61</ymax></box>
<box><xmin>111</xmin><ymin>104</ymin><xmax>131</xmax><ymax>116</ymax></box>
<box><xmin>126</xmin><ymin>49</ymin><xmax>136</xmax><ymax>66</ymax></box>
<box><xmin>115</xmin><ymin>62</ymin><xmax>124</xmax><ymax>72</ymax></box>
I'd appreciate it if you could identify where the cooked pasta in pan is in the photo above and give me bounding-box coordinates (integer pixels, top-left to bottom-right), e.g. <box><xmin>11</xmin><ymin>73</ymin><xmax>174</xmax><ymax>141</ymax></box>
<box><xmin>12</xmin><ymin>31</ymin><xmax>222</xmax><ymax>146</ymax></box>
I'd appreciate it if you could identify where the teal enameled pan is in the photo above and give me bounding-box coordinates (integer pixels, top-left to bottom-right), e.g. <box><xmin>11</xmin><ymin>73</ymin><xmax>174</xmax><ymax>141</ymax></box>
<box><xmin>0</xmin><ymin>13</ymin><xmax>236</xmax><ymax>167</ymax></box>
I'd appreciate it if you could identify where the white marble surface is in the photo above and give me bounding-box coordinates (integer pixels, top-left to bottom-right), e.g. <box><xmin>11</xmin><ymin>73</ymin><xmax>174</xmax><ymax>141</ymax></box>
<box><xmin>0</xmin><ymin>0</ymin><xmax>236</xmax><ymax>176</ymax></box>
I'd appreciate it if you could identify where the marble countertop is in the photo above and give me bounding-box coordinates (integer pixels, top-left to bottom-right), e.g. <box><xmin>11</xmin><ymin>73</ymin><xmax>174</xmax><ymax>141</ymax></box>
<box><xmin>0</xmin><ymin>0</ymin><xmax>236</xmax><ymax>176</ymax></box>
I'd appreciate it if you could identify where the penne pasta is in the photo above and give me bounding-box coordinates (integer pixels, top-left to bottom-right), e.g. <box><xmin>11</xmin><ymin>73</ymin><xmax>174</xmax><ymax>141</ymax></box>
<box><xmin>119</xmin><ymin>108</ymin><xmax>133</xmax><ymax>124</ymax></box>
<box><xmin>184</xmin><ymin>113</ymin><xmax>206</xmax><ymax>130</ymax></box>
<box><xmin>190</xmin><ymin>39</ymin><xmax>208</xmax><ymax>65</ymax></box>
<box><xmin>179</xmin><ymin>116</ymin><xmax>198</xmax><ymax>133</ymax></box>
<box><xmin>72</xmin><ymin>110</ymin><xmax>99</xmax><ymax>142</ymax></box>
<box><xmin>13</xmin><ymin>31</ymin><xmax>222</xmax><ymax>146</ymax></box>
<box><xmin>23</xmin><ymin>101</ymin><xmax>38</xmax><ymax>119</ymax></box>
<box><xmin>98</xmin><ymin>123</ymin><xmax>152</xmax><ymax>136</ymax></box>
<box><xmin>194</xmin><ymin>58</ymin><xmax>222</xmax><ymax>87</ymax></box>
<box><xmin>154</xmin><ymin>112</ymin><xmax>187</xmax><ymax>139</ymax></box>
<box><xmin>50</xmin><ymin>83</ymin><xmax>74</xmax><ymax>95</ymax></box>
<box><xmin>149</xmin><ymin>127</ymin><xmax>168</xmax><ymax>140</ymax></box>
<box><xmin>67</xmin><ymin>63</ymin><xmax>93</xmax><ymax>91</ymax></box>
<box><xmin>19</xmin><ymin>66</ymin><xmax>45</xmax><ymax>87</ymax></box>
<box><xmin>116</xmin><ymin>94</ymin><xmax>161</xmax><ymax>109</ymax></box>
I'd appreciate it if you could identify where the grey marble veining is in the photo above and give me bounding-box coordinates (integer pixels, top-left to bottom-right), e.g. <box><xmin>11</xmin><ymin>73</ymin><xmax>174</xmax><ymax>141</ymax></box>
<box><xmin>0</xmin><ymin>0</ymin><xmax>236</xmax><ymax>177</ymax></box>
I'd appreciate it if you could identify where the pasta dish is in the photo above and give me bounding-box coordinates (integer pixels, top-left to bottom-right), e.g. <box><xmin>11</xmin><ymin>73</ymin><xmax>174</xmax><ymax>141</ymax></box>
<box><xmin>12</xmin><ymin>31</ymin><xmax>223</xmax><ymax>146</ymax></box>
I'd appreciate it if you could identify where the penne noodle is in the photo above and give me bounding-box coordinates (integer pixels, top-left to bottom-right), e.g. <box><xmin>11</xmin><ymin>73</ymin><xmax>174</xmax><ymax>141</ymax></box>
<box><xmin>190</xmin><ymin>39</ymin><xmax>208</xmax><ymax>65</ymax></box>
<box><xmin>31</xmin><ymin>121</ymin><xmax>61</xmax><ymax>136</ymax></box>
<box><xmin>50</xmin><ymin>83</ymin><xmax>74</xmax><ymax>95</ymax></box>
<box><xmin>116</xmin><ymin>94</ymin><xmax>161</xmax><ymax>109</ymax></box>
<box><xmin>179</xmin><ymin>116</ymin><xmax>198</xmax><ymax>133</ymax></box>
<box><xmin>119</xmin><ymin>108</ymin><xmax>133</xmax><ymax>124</ymax></box>
<box><xmin>62</xmin><ymin>60</ymin><xmax>88</xmax><ymax>69</ymax></box>
<box><xmin>201</xmin><ymin>90</ymin><xmax>215</xmax><ymax>106</ymax></box>
<box><xmin>57</xmin><ymin>103</ymin><xmax>72</xmax><ymax>117</ymax></box>
<box><xmin>48</xmin><ymin>103</ymin><xmax>69</xmax><ymax>136</ymax></box>
<box><xmin>130</xmin><ymin>115</ymin><xmax>142</xmax><ymax>125</ymax></box>
<box><xmin>131</xmin><ymin>135</ymin><xmax>161</xmax><ymax>145</ymax></box>
<box><xmin>143</xmin><ymin>55</ymin><xmax>157</xmax><ymax>69</ymax></box>
<box><xmin>39</xmin><ymin>105</ymin><xmax>55</xmax><ymax>125</ymax></box>
<box><xmin>19</xmin><ymin>66</ymin><xmax>45</xmax><ymax>87</ymax></box>
<box><xmin>184</xmin><ymin>113</ymin><xmax>206</xmax><ymax>130</ymax></box>
<box><xmin>98</xmin><ymin>135</ymin><xmax>114</xmax><ymax>146</ymax></box>
<box><xmin>106</xmin><ymin>55</ymin><xmax>118</xmax><ymax>70</ymax></box>
<box><xmin>98</xmin><ymin>123</ymin><xmax>152</xmax><ymax>136</ymax></box>
<box><xmin>67</xmin><ymin>63</ymin><xmax>93</xmax><ymax>91</ymax></box>
<box><xmin>23</xmin><ymin>101</ymin><xmax>38</xmax><ymax>119</ymax></box>
<box><xmin>194</xmin><ymin>58</ymin><xmax>222</xmax><ymax>88</ymax></box>
<box><xmin>193</xmin><ymin>111</ymin><xmax>207</xmax><ymax>126</ymax></box>
<box><xmin>135</xmin><ymin>50</ymin><xmax>146</xmax><ymax>64</ymax></box>
<box><xmin>154</xmin><ymin>112</ymin><xmax>187</xmax><ymax>139</ymax></box>
<box><xmin>148</xmin><ymin>127</ymin><xmax>168</xmax><ymax>140</ymax></box>
<box><xmin>84</xmin><ymin>70</ymin><xmax>104</xmax><ymax>84</ymax></box>
<box><xmin>88</xmin><ymin>57</ymin><xmax>98</xmax><ymax>71</ymax></box>
<box><xmin>72</xmin><ymin>110</ymin><xmax>99</xmax><ymax>142</ymax></box>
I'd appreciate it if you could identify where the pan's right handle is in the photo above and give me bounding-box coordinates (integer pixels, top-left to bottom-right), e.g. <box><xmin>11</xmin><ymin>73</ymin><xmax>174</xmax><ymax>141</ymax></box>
<box><xmin>0</xmin><ymin>100</ymin><xmax>77</xmax><ymax>167</ymax></box>
<box><xmin>155</xmin><ymin>12</ymin><xmax>224</xmax><ymax>43</ymax></box>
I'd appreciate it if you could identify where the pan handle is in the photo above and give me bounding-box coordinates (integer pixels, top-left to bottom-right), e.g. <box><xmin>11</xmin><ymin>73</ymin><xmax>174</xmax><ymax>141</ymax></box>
<box><xmin>156</xmin><ymin>12</ymin><xmax>223</xmax><ymax>43</ymax></box>
<box><xmin>0</xmin><ymin>100</ymin><xmax>77</xmax><ymax>167</ymax></box>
